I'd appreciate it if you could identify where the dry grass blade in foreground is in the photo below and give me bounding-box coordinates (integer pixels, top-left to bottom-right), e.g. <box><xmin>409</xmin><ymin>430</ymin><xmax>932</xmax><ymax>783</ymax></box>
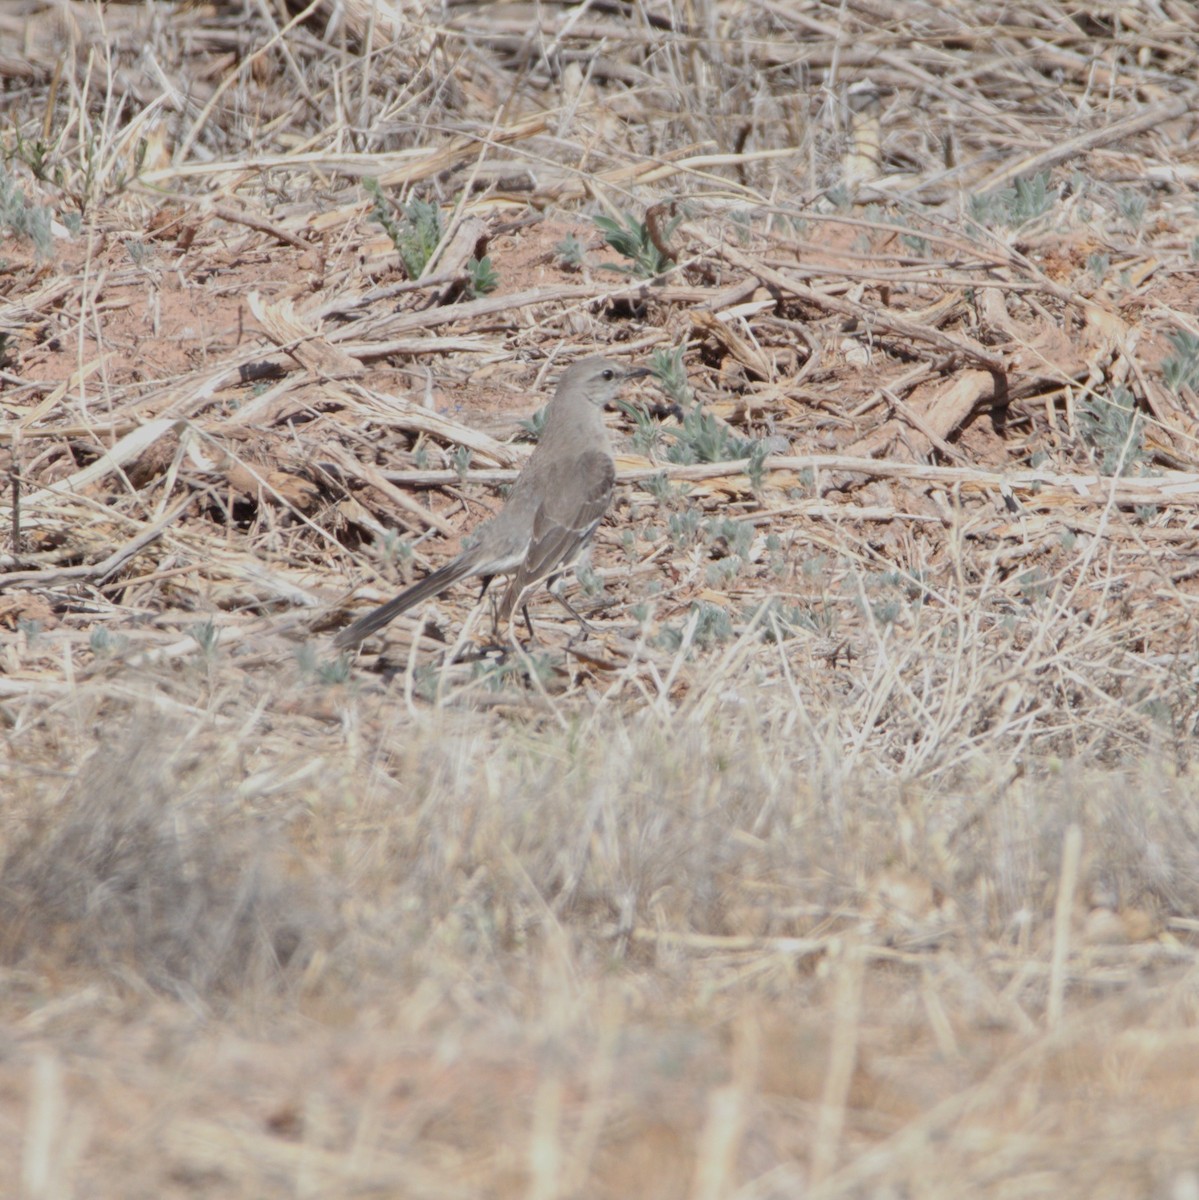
<box><xmin>3</xmin><ymin>2</ymin><xmax>1199</xmax><ymax>1197</ymax></box>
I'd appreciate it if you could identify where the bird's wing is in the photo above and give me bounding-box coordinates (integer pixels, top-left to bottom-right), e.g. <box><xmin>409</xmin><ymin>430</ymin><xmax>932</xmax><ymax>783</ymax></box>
<box><xmin>498</xmin><ymin>450</ymin><xmax>615</xmax><ymax>617</ymax></box>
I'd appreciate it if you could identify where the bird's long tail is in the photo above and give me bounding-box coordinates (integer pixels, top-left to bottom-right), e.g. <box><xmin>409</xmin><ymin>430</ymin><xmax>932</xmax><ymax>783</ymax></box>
<box><xmin>333</xmin><ymin>554</ymin><xmax>480</xmax><ymax>649</ymax></box>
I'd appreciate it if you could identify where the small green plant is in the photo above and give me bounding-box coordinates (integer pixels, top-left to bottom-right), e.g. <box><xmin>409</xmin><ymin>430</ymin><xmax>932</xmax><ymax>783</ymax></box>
<box><xmin>1017</xmin><ymin>567</ymin><xmax>1051</xmax><ymax>604</ymax></box>
<box><xmin>124</xmin><ymin>239</ymin><xmax>153</xmax><ymax>266</ymax></box>
<box><xmin>619</xmin><ymin>397</ymin><xmax>666</xmax><ymax>455</ymax></box>
<box><xmin>576</xmin><ymin>563</ymin><xmax>605</xmax><ymax>601</ymax></box>
<box><xmin>858</xmin><ymin>569</ymin><xmax>919</xmax><ymax>626</ymax></box>
<box><xmin>0</xmin><ymin>164</ymin><xmax>53</xmax><ymax>258</ymax></box>
<box><xmin>664</xmin><ymin>405</ymin><xmax>760</xmax><ymax>465</ymax></box>
<box><xmin>295</xmin><ymin>643</ymin><xmax>352</xmax><ymax>684</ymax></box>
<box><xmin>900</xmin><ymin>232</ymin><xmax>931</xmax><ymax>258</ymax></box>
<box><xmin>801</xmin><ymin>552</ymin><xmax>829</xmax><ymax>580</ymax></box>
<box><xmin>411</xmin><ymin>662</ymin><xmax>441</xmax><ymax>702</ymax></box>
<box><xmin>644</xmin><ymin>471</ymin><xmax>689</xmax><ymax>507</ymax></box>
<box><xmin>1087</xmin><ymin>252</ymin><xmax>1109</xmax><ymax>282</ymax></box>
<box><xmin>471</xmin><ymin>651</ymin><xmax>554</xmax><ymax>691</ymax></box>
<box><xmin>706</xmin><ymin>558</ymin><xmax>740</xmax><ymax>586</ymax></box>
<box><xmin>191</xmin><ymin>619</ymin><xmax>219</xmax><ymax>654</ymax></box>
<box><xmin>865</xmin><ymin>568</ymin><xmax>920</xmax><ymax>598</ymax></box>
<box><xmin>730</xmin><ymin>209</ymin><xmax>753</xmax><ymax>245</ymax></box>
<box><xmin>648</xmin><ymin>345</ymin><xmax>691</xmax><ymax>406</ymax></box>
<box><xmin>316</xmin><ymin>654</ymin><xmax>353</xmax><ymax>685</ymax></box>
<box><xmin>645</xmin><ymin>471</ymin><xmax>672</xmax><ymax>503</ymax></box>
<box><xmin>1116</xmin><ymin>188</ymin><xmax>1147</xmax><ymax>230</ymax></box>
<box><xmin>826</xmin><ymin>183</ymin><xmax>852</xmax><ymax>211</ymax></box>
<box><xmin>555</xmin><ymin>233</ymin><xmax>585</xmax><ymax>270</ymax></box>
<box><xmin>451</xmin><ymin>445</ymin><xmax>473</xmax><ymax>481</ymax></box>
<box><xmin>365</xmin><ymin>179</ymin><xmax>443</xmax><ymax>279</ymax></box>
<box><xmin>745</xmin><ymin>440</ymin><xmax>770</xmax><ymax>493</ymax></box>
<box><xmin>465</xmin><ymin>255</ymin><xmax>498</xmax><ymax>297</ymax></box>
<box><xmin>871</xmin><ymin>598</ymin><xmax>902</xmax><ymax>625</ymax></box>
<box><xmin>1163</xmin><ymin>331</ymin><xmax>1199</xmax><ymax>394</ymax></box>
<box><xmin>518</xmin><ymin>405</ymin><xmax>549</xmax><ymax>439</ymax></box>
<box><xmin>364</xmin><ymin>177</ymin><xmax>401</xmax><ymax>244</ymax></box>
<box><xmin>89</xmin><ymin>627</ymin><xmax>128</xmax><ymax>656</ymax></box>
<box><xmin>704</xmin><ymin>516</ymin><xmax>753</xmax><ymax>558</ymax></box>
<box><xmin>765</xmin><ymin>533</ymin><xmax>789</xmax><ymax>579</ymax></box>
<box><xmin>969</xmin><ymin>171</ymin><xmax>1055</xmax><ymax>229</ymax></box>
<box><xmin>594</xmin><ymin>209</ymin><xmax>679</xmax><ymax>279</ymax></box>
<box><xmin>10</xmin><ymin>131</ymin><xmax>52</xmax><ymax>181</ymax></box>
<box><xmin>654</xmin><ymin>600</ymin><xmax>735</xmax><ymax>653</ymax></box>
<box><xmin>667</xmin><ymin>508</ymin><xmax>703</xmax><ymax>549</ymax></box>
<box><xmin>381</xmin><ymin>530</ymin><xmax>415</xmax><ymax>569</ymax></box>
<box><xmin>1137</xmin><ymin>695</ymin><xmax>1175</xmax><ymax>728</ymax></box>
<box><xmin>1077</xmin><ymin>385</ymin><xmax>1145</xmax><ymax>476</ymax></box>
<box><xmin>396</xmin><ymin>198</ymin><xmax>443</xmax><ymax>278</ymax></box>
<box><xmin>805</xmin><ymin>599</ymin><xmax>840</xmax><ymax>636</ymax></box>
<box><xmin>758</xmin><ymin>598</ymin><xmax>829</xmax><ymax>642</ymax></box>
<box><xmin>9</xmin><ymin>115</ymin><xmax>146</xmax><ymax>216</ymax></box>
<box><xmin>1016</xmin><ymin>172</ymin><xmax>1055</xmax><ymax>221</ymax></box>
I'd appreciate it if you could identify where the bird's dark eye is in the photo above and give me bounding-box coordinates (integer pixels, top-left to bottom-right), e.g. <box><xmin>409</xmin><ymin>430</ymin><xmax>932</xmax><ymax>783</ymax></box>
<box><xmin>601</xmin><ymin>369</ymin><xmax>615</xmax><ymax>381</ymax></box>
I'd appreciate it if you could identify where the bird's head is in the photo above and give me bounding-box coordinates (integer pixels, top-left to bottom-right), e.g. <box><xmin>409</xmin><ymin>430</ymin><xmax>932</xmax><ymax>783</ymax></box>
<box><xmin>559</xmin><ymin>357</ymin><xmax>652</xmax><ymax>409</ymax></box>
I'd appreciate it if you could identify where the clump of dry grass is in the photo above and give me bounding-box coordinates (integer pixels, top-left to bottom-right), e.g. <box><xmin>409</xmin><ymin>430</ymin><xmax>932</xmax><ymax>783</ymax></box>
<box><xmin>6</xmin><ymin>690</ymin><xmax>1199</xmax><ymax>1196</ymax></box>
<box><xmin>375</xmin><ymin>702</ymin><xmax>1199</xmax><ymax>950</ymax></box>
<box><xmin>0</xmin><ymin>714</ymin><xmax>329</xmax><ymax>1008</ymax></box>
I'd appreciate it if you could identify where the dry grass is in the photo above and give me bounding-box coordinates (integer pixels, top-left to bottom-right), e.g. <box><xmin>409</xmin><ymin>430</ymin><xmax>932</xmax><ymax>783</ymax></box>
<box><xmin>4</xmin><ymin>1</ymin><xmax>1199</xmax><ymax>1196</ymax></box>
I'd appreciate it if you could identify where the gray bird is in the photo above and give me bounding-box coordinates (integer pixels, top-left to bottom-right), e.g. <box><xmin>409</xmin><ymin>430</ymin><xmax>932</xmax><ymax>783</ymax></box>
<box><xmin>334</xmin><ymin>357</ymin><xmax>650</xmax><ymax>649</ymax></box>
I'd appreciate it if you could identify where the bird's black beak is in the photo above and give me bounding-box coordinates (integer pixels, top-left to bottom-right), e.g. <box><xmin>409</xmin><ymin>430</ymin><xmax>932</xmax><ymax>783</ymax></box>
<box><xmin>607</xmin><ymin>365</ymin><xmax>654</xmax><ymax>410</ymax></box>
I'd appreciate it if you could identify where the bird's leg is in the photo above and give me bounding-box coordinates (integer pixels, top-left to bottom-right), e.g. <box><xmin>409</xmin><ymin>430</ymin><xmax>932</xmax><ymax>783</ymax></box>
<box><xmin>477</xmin><ymin>576</ymin><xmax>513</xmax><ymax>651</ymax></box>
<box><xmin>521</xmin><ymin>603</ymin><xmax>537</xmax><ymax>643</ymax></box>
<box><xmin>547</xmin><ymin>575</ymin><xmax>597</xmax><ymax>640</ymax></box>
